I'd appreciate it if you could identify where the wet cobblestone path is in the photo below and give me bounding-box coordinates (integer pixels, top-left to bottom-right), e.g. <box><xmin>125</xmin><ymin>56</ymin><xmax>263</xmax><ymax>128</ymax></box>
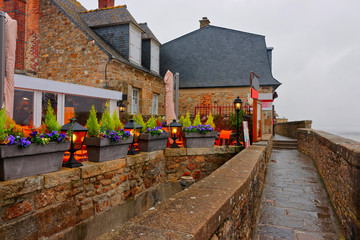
<box><xmin>253</xmin><ymin>149</ymin><xmax>343</xmax><ymax>240</ymax></box>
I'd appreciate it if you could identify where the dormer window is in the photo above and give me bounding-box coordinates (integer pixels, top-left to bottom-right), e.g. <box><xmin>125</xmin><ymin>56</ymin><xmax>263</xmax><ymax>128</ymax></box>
<box><xmin>129</xmin><ymin>24</ymin><xmax>142</xmax><ymax>65</ymax></box>
<box><xmin>150</xmin><ymin>40</ymin><xmax>160</xmax><ymax>74</ymax></box>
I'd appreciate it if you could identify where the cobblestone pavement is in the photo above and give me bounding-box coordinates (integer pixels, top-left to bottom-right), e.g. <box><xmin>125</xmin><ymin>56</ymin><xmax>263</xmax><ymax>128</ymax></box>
<box><xmin>253</xmin><ymin>149</ymin><xmax>343</xmax><ymax>240</ymax></box>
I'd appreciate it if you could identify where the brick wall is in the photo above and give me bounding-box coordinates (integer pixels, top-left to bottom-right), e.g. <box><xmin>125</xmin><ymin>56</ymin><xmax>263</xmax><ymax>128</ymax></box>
<box><xmin>275</xmin><ymin>120</ymin><xmax>312</xmax><ymax>139</ymax></box>
<box><xmin>3</xmin><ymin>0</ymin><xmax>26</xmax><ymax>70</ymax></box>
<box><xmin>0</xmin><ymin>146</ymin><xmax>237</xmax><ymax>240</ymax></box>
<box><xmin>298</xmin><ymin>129</ymin><xmax>360</xmax><ymax>239</ymax></box>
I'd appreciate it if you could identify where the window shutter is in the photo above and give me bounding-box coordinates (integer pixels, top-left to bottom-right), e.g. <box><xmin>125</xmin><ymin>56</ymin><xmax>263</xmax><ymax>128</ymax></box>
<box><xmin>150</xmin><ymin>41</ymin><xmax>160</xmax><ymax>73</ymax></box>
<box><xmin>129</xmin><ymin>25</ymin><xmax>141</xmax><ymax>65</ymax></box>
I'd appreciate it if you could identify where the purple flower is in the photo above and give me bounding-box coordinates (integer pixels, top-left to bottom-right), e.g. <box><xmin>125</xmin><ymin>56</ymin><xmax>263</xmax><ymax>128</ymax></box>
<box><xmin>29</xmin><ymin>131</ymin><xmax>38</xmax><ymax>137</ymax></box>
<box><xmin>39</xmin><ymin>134</ymin><xmax>44</xmax><ymax>138</ymax></box>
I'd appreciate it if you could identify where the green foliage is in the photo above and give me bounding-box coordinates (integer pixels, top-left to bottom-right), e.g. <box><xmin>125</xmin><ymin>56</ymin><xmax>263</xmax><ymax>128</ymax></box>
<box><xmin>133</xmin><ymin>113</ymin><xmax>146</xmax><ymax>132</ymax></box>
<box><xmin>193</xmin><ymin>112</ymin><xmax>202</xmax><ymax>126</ymax></box>
<box><xmin>205</xmin><ymin>112</ymin><xmax>215</xmax><ymax>129</ymax></box>
<box><xmin>145</xmin><ymin>115</ymin><xmax>157</xmax><ymax>129</ymax></box>
<box><xmin>182</xmin><ymin>111</ymin><xmax>192</xmax><ymax>128</ymax></box>
<box><xmin>112</xmin><ymin>111</ymin><xmax>124</xmax><ymax>131</ymax></box>
<box><xmin>100</xmin><ymin>103</ymin><xmax>114</xmax><ymax>132</ymax></box>
<box><xmin>86</xmin><ymin>105</ymin><xmax>100</xmax><ymax>137</ymax></box>
<box><xmin>43</xmin><ymin>100</ymin><xmax>61</xmax><ymax>132</ymax></box>
<box><xmin>179</xmin><ymin>115</ymin><xmax>185</xmax><ymax>125</ymax></box>
<box><xmin>0</xmin><ymin>108</ymin><xmax>7</xmax><ymax>142</ymax></box>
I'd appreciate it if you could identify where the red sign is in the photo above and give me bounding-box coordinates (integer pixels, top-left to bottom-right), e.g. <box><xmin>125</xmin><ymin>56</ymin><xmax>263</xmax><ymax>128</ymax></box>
<box><xmin>251</xmin><ymin>88</ymin><xmax>259</xmax><ymax>99</ymax></box>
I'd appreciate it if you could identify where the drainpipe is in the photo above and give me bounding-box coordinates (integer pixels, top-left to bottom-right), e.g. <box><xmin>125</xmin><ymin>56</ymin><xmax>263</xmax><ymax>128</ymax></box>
<box><xmin>0</xmin><ymin>11</ymin><xmax>5</xmax><ymax>108</ymax></box>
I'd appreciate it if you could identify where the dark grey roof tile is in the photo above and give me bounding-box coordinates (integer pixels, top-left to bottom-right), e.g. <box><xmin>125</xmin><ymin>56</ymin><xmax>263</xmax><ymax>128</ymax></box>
<box><xmin>160</xmin><ymin>25</ymin><xmax>280</xmax><ymax>89</ymax></box>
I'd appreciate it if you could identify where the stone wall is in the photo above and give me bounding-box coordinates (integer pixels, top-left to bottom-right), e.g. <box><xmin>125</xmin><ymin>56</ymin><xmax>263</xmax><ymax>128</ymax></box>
<box><xmin>298</xmin><ymin>129</ymin><xmax>360</xmax><ymax>239</ymax></box>
<box><xmin>275</xmin><ymin>120</ymin><xmax>312</xmax><ymax>139</ymax></box>
<box><xmin>28</xmin><ymin>0</ymin><xmax>165</xmax><ymax>116</ymax></box>
<box><xmin>98</xmin><ymin>135</ymin><xmax>273</xmax><ymax>240</ymax></box>
<box><xmin>0</xmin><ymin>147</ymin><xmax>236</xmax><ymax>240</ymax></box>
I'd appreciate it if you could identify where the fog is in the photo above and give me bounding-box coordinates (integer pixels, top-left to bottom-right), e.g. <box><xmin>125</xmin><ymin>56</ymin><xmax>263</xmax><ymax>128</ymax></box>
<box><xmin>79</xmin><ymin>0</ymin><xmax>360</xmax><ymax>134</ymax></box>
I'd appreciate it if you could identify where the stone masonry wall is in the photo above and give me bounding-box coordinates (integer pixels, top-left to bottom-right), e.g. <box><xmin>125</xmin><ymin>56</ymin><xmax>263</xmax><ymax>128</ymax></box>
<box><xmin>98</xmin><ymin>135</ymin><xmax>273</xmax><ymax>240</ymax></box>
<box><xmin>275</xmin><ymin>120</ymin><xmax>312</xmax><ymax>139</ymax></box>
<box><xmin>34</xmin><ymin>0</ymin><xmax>165</xmax><ymax>115</ymax></box>
<box><xmin>0</xmin><ymin>147</ymin><xmax>236</xmax><ymax>240</ymax></box>
<box><xmin>178</xmin><ymin>86</ymin><xmax>274</xmax><ymax>134</ymax></box>
<box><xmin>298</xmin><ymin>129</ymin><xmax>360</xmax><ymax>239</ymax></box>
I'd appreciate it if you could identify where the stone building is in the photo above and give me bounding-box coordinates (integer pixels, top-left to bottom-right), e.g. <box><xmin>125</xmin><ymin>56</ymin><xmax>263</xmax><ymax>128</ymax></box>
<box><xmin>1</xmin><ymin>0</ymin><xmax>165</xmax><ymax>127</ymax></box>
<box><xmin>160</xmin><ymin>17</ymin><xmax>281</xmax><ymax>134</ymax></box>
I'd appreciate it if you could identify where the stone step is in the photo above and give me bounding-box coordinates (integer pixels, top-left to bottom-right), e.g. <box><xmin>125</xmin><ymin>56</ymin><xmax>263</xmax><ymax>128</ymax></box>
<box><xmin>273</xmin><ymin>140</ymin><xmax>298</xmax><ymax>149</ymax></box>
<box><xmin>274</xmin><ymin>145</ymin><xmax>298</xmax><ymax>149</ymax></box>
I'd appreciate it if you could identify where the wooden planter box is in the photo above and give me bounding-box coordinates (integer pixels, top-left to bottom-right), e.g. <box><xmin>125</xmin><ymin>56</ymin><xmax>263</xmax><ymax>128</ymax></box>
<box><xmin>182</xmin><ymin>131</ymin><xmax>219</xmax><ymax>148</ymax></box>
<box><xmin>84</xmin><ymin>136</ymin><xmax>133</xmax><ymax>162</ymax></box>
<box><xmin>0</xmin><ymin>141</ymin><xmax>70</xmax><ymax>181</ymax></box>
<box><xmin>138</xmin><ymin>132</ymin><xmax>170</xmax><ymax>152</ymax></box>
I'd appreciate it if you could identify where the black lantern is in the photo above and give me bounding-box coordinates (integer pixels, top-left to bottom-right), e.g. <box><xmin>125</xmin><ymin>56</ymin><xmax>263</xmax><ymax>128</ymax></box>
<box><xmin>169</xmin><ymin>119</ymin><xmax>182</xmax><ymax>148</ymax></box>
<box><xmin>117</xmin><ymin>100</ymin><xmax>126</xmax><ymax>113</ymax></box>
<box><xmin>124</xmin><ymin>119</ymin><xmax>142</xmax><ymax>155</ymax></box>
<box><xmin>61</xmin><ymin>118</ymin><xmax>88</xmax><ymax>168</ymax></box>
<box><xmin>234</xmin><ymin>97</ymin><xmax>243</xmax><ymax>146</ymax></box>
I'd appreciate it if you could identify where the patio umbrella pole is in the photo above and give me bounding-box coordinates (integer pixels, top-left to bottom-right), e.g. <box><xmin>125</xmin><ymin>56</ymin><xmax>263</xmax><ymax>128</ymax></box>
<box><xmin>0</xmin><ymin>11</ymin><xmax>5</xmax><ymax>108</ymax></box>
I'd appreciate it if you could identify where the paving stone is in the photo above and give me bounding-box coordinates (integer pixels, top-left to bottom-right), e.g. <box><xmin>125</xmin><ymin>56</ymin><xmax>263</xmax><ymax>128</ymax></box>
<box><xmin>253</xmin><ymin>149</ymin><xmax>343</xmax><ymax>240</ymax></box>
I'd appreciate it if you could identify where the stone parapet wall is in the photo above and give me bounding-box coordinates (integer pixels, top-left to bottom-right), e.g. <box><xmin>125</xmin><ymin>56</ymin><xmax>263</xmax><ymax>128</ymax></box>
<box><xmin>99</xmin><ymin>134</ymin><xmax>273</xmax><ymax>240</ymax></box>
<box><xmin>0</xmin><ymin>147</ymin><xmax>236</xmax><ymax>240</ymax></box>
<box><xmin>275</xmin><ymin>120</ymin><xmax>312</xmax><ymax>139</ymax></box>
<box><xmin>298</xmin><ymin>129</ymin><xmax>360</xmax><ymax>239</ymax></box>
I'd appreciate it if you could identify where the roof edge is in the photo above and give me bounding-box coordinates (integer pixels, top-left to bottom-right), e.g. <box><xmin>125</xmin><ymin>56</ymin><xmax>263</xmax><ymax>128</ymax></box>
<box><xmin>163</xmin><ymin>25</ymin><xmax>265</xmax><ymax>46</ymax></box>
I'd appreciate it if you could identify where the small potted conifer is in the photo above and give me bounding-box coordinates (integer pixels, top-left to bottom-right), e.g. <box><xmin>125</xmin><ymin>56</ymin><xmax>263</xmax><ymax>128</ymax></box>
<box><xmin>0</xmin><ymin>102</ymin><xmax>69</xmax><ymax>180</ymax></box>
<box><xmin>182</xmin><ymin>112</ymin><xmax>218</xmax><ymax>148</ymax></box>
<box><xmin>137</xmin><ymin>115</ymin><xmax>170</xmax><ymax>152</ymax></box>
<box><xmin>84</xmin><ymin>104</ymin><xmax>133</xmax><ymax>162</ymax></box>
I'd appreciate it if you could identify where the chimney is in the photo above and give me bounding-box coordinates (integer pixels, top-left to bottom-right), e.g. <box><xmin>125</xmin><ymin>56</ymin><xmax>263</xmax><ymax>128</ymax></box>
<box><xmin>199</xmin><ymin>17</ymin><xmax>210</xmax><ymax>28</ymax></box>
<box><xmin>267</xmin><ymin>47</ymin><xmax>274</xmax><ymax>71</ymax></box>
<box><xmin>99</xmin><ymin>0</ymin><xmax>114</xmax><ymax>9</ymax></box>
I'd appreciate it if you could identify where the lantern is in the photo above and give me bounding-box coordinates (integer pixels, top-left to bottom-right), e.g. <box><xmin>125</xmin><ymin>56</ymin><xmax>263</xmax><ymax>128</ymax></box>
<box><xmin>233</xmin><ymin>97</ymin><xmax>243</xmax><ymax>146</ymax></box>
<box><xmin>61</xmin><ymin>118</ymin><xmax>88</xmax><ymax>168</ymax></box>
<box><xmin>124</xmin><ymin>119</ymin><xmax>142</xmax><ymax>155</ymax></box>
<box><xmin>117</xmin><ymin>100</ymin><xmax>126</xmax><ymax>113</ymax></box>
<box><xmin>169</xmin><ymin>119</ymin><xmax>182</xmax><ymax>148</ymax></box>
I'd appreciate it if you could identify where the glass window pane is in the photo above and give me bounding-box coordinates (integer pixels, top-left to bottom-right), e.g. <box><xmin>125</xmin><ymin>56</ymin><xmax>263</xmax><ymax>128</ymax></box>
<box><xmin>152</xmin><ymin>94</ymin><xmax>158</xmax><ymax>115</ymax></box>
<box><xmin>13</xmin><ymin>89</ymin><xmax>34</xmax><ymax>126</ymax></box>
<box><xmin>42</xmin><ymin>92</ymin><xmax>58</xmax><ymax>124</ymax></box>
<box><xmin>132</xmin><ymin>89</ymin><xmax>139</xmax><ymax>114</ymax></box>
<box><xmin>65</xmin><ymin>95</ymin><xmax>107</xmax><ymax>126</ymax></box>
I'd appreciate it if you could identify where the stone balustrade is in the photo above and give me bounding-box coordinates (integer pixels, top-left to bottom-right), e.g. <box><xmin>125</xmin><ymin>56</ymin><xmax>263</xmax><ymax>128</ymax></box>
<box><xmin>298</xmin><ymin>129</ymin><xmax>360</xmax><ymax>239</ymax></box>
<box><xmin>275</xmin><ymin>120</ymin><xmax>312</xmax><ymax>139</ymax></box>
<box><xmin>98</xmin><ymin>134</ymin><xmax>273</xmax><ymax>240</ymax></box>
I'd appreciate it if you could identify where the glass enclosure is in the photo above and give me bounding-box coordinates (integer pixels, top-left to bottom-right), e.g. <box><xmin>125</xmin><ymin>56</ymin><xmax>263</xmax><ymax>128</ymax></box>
<box><xmin>65</xmin><ymin>95</ymin><xmax>107</xmax><ymax>125</ymax></box>
<box><xmin>42</xmin><ymin>92</ymin><xmax>58</xmax><ymax>124</ymax></box>
<box><xmin>13</xmin><ymin>89</ymin><xmax>34</xmax><ymax>126</ymax></box>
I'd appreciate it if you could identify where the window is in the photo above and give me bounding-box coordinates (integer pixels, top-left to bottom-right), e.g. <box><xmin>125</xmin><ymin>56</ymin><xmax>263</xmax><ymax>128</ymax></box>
<box><xmin>132</xmin><ymin>89</ymin><xmax>139</xmax><ymax>114</ymax></box>
<box><xmin>42</xmin><ymin>92</ymin><xmax>57</xmax><ymax>124</ymax></box>
<box><xmin>129</xmin><ymin>25</ymin><xmax>142</xmax><ymax>65</ymax></box>
<box><xmin>150</xmin><ymin>41</ymin><xmax>160</xmax><ymax>73</ymax></box>
<box><xmin>13</xmin><ymin>90</ymin><xmax>34</xmax><ymax>126</ymax></box>
<box><xmin>152</xmin><ymin>93</ymin><xmax>158</xmax><ymax>115</ymax></box>
<box><xmin>65</xmin><ymin>95</ymin><xmax>107</xmax><ymax>126</ymax></box>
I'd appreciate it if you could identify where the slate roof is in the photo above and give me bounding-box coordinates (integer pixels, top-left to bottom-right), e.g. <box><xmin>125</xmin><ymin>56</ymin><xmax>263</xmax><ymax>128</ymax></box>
<box><xmin>79</xmin><ymin>5</ymin><xmax>143</xmax><ymax>31</ymax></box>
<box><xmin>160</xmin><ymin>25</ymin><xmax>281</xmax><ymax>89</ymax></box>
<box><xmin>139</xmin><ymin>23</ymin><xmax>161</xmax><ymax>45</ymax></box>
<box><xmin>49</xmin><ymin>0</ymin><xmax>161</xmax><ymax>78</ymax></box>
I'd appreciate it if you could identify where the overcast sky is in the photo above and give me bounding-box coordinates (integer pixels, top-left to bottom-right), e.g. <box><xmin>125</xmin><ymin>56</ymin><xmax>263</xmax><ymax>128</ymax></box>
<box><xmin>79</xmin><ymin>0</ymin><xmax>360</xmax><ymax>133</ymax></box>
